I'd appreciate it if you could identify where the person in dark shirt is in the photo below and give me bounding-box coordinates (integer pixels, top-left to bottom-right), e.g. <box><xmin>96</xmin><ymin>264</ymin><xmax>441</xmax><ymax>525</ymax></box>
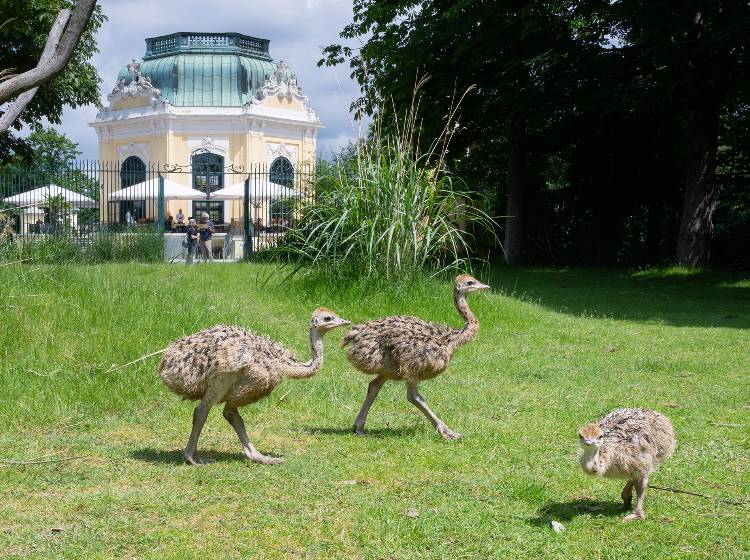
<box><xmin>185</xmin><ymin>218</ymin><xmax>199</xmax><ymax>265</ymax></box>
<box><xmin>198</xmin><ymin>211</ymin><xmax>215</xmax><ymax>263</ymax></box>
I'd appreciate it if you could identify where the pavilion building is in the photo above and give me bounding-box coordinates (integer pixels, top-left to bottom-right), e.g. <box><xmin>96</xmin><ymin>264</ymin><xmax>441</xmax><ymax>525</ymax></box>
<box><xmin>89</xmin><ymin>32</ymin><xmax>321</xmax><ymax>226</ymax></box>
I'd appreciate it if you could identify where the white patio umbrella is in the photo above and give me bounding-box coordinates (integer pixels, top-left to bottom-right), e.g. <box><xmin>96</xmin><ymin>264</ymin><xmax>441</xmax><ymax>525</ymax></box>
<box><xmin>2</xmin><ymin>184</ymin><xmax>97</xmax><ymax>208</ymax></box>
<box><xmin>210</xmin><ymin>179</ymin><xmax>301</xmax><ymax>201</ymax></box>
<box><xmin>109</xmin><ymin>178</ymin><xmax>206</xmax><ymax>200</ymax></box>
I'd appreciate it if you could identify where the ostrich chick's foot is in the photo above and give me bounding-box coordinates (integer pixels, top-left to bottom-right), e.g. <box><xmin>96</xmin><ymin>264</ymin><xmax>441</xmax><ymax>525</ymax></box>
<box><xmin>623</xmin><ymin>510</ymin><xmax>645</xmax><ymax>522</ymax></box>
<box><xmin>244</xmin><ymin>449</ymin><xmax>284</xmax><ymax>465</ymax></box>
<box><xmin>437</xmin><ymin>424</ymin><xmax>462</xmax><ymax>440</ymax></box>
<box><xmin>353</xmin><ymin>424</ymin><xmax>366</xmax><ymax>436</ymax></box>
<box><xmin>184</xmin><ymin>451</ymin><xmax>214</xmax><ymax>466</ymax></box>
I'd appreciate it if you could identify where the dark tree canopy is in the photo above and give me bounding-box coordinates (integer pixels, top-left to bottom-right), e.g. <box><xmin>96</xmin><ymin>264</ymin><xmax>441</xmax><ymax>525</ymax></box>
<box><xmin>322</xmin><ymin>0</ymin><xmax>750</xmax><ymax>267</ymax></box>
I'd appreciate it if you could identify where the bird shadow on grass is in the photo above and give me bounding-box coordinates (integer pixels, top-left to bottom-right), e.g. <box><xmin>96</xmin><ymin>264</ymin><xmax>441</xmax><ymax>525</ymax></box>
<box><xmin>301</xmin><ymin>425</ymin><xmax>417</xmax><ymax>438</ymax></box>
<box><xmin>130</xmin><ymin>448</ymin><xmax>250</xmax><ymax>465</ymax></box>
<box><xmin>528</xmin><ymin>499</ymin><xmax>626</xmax><ymax>527</ymax></box>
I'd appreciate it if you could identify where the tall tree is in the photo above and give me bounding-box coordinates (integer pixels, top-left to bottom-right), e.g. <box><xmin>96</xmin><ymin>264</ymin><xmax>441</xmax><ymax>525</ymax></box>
<box><xmin>324</xmin><ymin>0</ymin><xmax>750</xmax><ymax>267</ymax></box>
<box><xmin>609</xmin><ymin>0</ymin><xmax>750</xmax><ymax>266</ymax></box>
<box><xmin>322</xmin><ymin>1</ymin><xmax>598</xmax><ymax>264</ymax></box>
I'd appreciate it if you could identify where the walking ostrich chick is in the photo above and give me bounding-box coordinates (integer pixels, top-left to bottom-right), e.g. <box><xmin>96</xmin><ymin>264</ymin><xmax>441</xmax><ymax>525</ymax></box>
<box><xmin>579</xmin><ymin>408</ymin><xmax>676</xmax><ymax>521</ymax></box>
<box><xmin>158</xmin><ymin>308</ymin><xmax>350</xmax><ymax>465</ymax></box>
<box><xmin>342</xmin><ymin>274</ymin><xmax>490</xmax><ymax>440</ymax></box>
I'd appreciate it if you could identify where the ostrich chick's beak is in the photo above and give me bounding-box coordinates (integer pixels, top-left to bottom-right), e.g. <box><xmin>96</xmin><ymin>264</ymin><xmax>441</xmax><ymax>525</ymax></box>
<box><xmin>476</xmin><ymin>282</ymin><xmax>491</xmax><ymax>291</ymax></box>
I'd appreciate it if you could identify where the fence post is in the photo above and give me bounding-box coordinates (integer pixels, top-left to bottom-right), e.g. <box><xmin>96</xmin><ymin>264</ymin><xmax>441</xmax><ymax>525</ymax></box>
<box><xmin>157</xmin><ymin>173</ymin><xmax>165</xmax><ymax>231</ymax></box>
<box><xmin>243</xmin><ymin>175</ymin><xmax>252</xmax><ymax>260</ymax></box>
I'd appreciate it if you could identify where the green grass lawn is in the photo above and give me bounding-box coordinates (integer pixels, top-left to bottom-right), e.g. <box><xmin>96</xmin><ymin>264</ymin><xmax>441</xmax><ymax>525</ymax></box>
<box><xmin>0</xmin><ymin>263</ymin><xmax>748</xmax><ymax>559</ymax></box>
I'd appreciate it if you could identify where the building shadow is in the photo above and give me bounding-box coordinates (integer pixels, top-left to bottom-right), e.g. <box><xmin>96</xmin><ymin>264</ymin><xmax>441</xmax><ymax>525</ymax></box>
<box><xmin>528</xmin><ymin>498</ymin><xmax>626</xmax><ymax>527</ymax></box>
<box><xmin>488</xmin><ymin>268</ymin><xmax>750</xmax><ymax>329</ymax></box>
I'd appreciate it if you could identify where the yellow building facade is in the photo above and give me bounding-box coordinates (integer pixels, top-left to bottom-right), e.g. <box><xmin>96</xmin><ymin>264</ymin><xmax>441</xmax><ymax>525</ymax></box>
<box><xmin>90</xmin><ymin>32</ymin><xmax>321</xmax><ymax>226</ymax></box>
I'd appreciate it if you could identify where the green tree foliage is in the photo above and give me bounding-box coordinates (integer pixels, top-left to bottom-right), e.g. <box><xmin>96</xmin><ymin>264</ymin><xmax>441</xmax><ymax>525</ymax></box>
<box><xmin>323</xmin><ymin>0</ymin><xmax>750</xmax><ymax>267</ymax></box>
<box><xmin>0</xmin><ymin>128</ymin><xmax>99</xmax><ymax>229</ymax></box>
<box><xmin>0</xmin><ymin>0</ymin><xmax>105</xmax><ymax>161</ymax></box>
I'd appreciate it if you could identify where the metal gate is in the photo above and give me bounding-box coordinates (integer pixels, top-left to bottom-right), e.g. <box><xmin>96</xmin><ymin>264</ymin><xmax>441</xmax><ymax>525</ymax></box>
<box><xmin>0</xmin><ymin>159</ymin><xmax>314</xmax><ymax>262</ymax></box>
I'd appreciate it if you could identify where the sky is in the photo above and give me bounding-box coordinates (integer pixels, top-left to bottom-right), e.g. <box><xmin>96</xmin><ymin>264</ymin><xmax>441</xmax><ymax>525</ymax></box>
<box><xmin>56</xmin><ymin>0</ymin><xmax>364</xmax><ymax>161</ymax></box>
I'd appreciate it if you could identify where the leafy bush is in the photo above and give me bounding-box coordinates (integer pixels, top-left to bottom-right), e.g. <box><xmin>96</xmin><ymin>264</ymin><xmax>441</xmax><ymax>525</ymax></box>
<box><xmin>86</xmin><ymin>229</ymin><xmax>164</xmax><ymax>263</ymax></box>
<box><xmin>0</xmin><ymin>234</ymin><xmax>82</xmax><ymax>263</ymax></box>
<box><xmin>276</xmin><ymin>79</ymin><xmax>497</xmax><ymax>282</ymax></box>
<box><xmin>0</xmin><ymin>228</ymin><xmax>164</xmax><ymax>264</ymax></box>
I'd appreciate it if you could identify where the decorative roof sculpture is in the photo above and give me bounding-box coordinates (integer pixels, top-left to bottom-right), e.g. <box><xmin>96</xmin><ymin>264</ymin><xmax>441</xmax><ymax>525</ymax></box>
<box><xmin>107</xmin><ymin>59</ymin><xmax>165</xmax><ymax>106</ymax></box>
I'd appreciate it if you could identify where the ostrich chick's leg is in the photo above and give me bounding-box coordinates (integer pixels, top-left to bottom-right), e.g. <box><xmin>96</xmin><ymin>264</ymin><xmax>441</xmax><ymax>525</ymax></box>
<box><xmin>184</xmin><ymin>400</ymin><xmax>214</xmax><ymax>465</ymax></box>
<box><xmin>184</xmin><ymin>372</ymin><xmax>235</xmax><ymax>466</ymax></box>
<box><xmin>406</xmin><ymin>383</ymin><xmax>462</xmax><ymax>440</ymax></box>
<box><xmin>223</xmin><ymin>404</ymin><xmax>283</xmax><ymax>465</ymax></box>
<box><xmin>353</xmin><ymin>375</ymin><xmax>387</xmax><ymax>435</ymax></box>
<box><xmin>621</xmin><ymin>481</ymin><xmax>634</xmax><ymax>510</ymax></box>
<box><xmin>623</xmin><ymin>477</ymin><xmax>648</xmax><ymax>522</ymax></box>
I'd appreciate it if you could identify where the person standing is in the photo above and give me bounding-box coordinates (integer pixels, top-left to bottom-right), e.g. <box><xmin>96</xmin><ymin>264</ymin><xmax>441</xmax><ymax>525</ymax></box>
<box><xmin>176</xmin><ymin>208</ymin><xmax>185</xmax><ymax>225</ymax></box>
<box><xmin>185</xmin><ymin>218</ymin><xmax>199</xmax><ymax>265</ymax></box>
<box><xmin>125</xmin><ymin>209</ymin><xmax>134</xmax><ymax>227</ymax></box>
<box><xmin>198</xmin><ymin>211</ymin><xmax>215</xmax><ymax>263</ymax></box>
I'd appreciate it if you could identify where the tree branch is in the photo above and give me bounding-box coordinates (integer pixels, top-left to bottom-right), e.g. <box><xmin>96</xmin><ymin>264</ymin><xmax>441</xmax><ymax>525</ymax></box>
<box><xmin>0</xmin><ymin>7</ymin><xmax>74</xmax><ymax>133</ymax></box>
<box><xmin>0</xmin><ymin>87</ymin><xmax>38</xmax><ymax>132</ymax></box>
<box><xmin>0</xmin><ymin>0</ymin><xmax>96</xmax><ymax>108</ymax></box>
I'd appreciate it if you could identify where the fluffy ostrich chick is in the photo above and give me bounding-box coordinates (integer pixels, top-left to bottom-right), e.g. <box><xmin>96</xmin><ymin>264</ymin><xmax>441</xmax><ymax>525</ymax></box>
<box><xmin>158</xmin><ymin>308</ymin><xmax>350</xmax><ymax>465</ymax></box>
<box><xmin>579</xmin><ymin>408</ymin><xmax>676</xmax><ymax>521</ymax></box>
<box><xmin>342</xmin><ymin>274</ymin><xmax>490</xmax><ymax>440</ymax></box>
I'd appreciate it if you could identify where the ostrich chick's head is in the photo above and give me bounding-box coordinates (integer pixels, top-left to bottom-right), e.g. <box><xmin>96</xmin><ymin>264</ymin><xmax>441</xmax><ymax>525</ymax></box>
<box><xmin>455</xmin><ymin>274</ymin><xmax>491</xmax><ymax>294</ymax></box>
<box><xmin>578</xmin><ymin>423</ymin><xmax>604</xmax><ymax>449</ymax></box>
<box><xmin>311</xmin><ymin>307</ymin><xmax>351</xmax><ymax>334</ymax></box>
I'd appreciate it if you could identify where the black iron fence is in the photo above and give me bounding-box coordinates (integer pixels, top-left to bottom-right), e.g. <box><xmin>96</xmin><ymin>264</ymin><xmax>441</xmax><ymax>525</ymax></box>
<box><xmin>0</xmin><ymin>160</ymin><xmax>315</xmax><ymax>261</ymax></box>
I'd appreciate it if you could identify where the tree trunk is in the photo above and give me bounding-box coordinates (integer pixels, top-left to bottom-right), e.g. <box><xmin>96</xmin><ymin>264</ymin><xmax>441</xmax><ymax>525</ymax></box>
<box><xmin>504</xmin><ymin>116</ymin><xmax>526</xmax><ymax>265</ymax></box>
<box><xmin>676</xmin><ymin>103</ymin><xmax>717</xmax><ymax>267</ymax></box>
<box><xmin>675</xmin><ymin>10</ymin><xmax>719</xmax><ymax>267</ymax></box>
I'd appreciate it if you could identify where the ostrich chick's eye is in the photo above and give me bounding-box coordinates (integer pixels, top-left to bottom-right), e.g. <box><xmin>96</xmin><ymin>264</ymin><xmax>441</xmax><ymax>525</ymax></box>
<box><xmin>324</xmin><ymin>316</ymin><xmax>332</xmax><ymax>321</ymax></box>
<box><xmin>467</xmin><ymin>281</ymin><xmax>475</xmax><ymax>285</ymax></box>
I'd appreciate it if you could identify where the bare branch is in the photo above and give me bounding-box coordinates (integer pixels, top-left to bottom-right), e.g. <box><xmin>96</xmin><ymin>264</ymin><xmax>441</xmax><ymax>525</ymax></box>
<box><xmin>0</xmin><ymin>68</ymin><xmax>18</xmax><ymax>82</ymax></box>
<box><xmin>0</xmin><ymin>87</ymin><xmax>38</xmax><ymax>131</ymax></box>
<box><xmin>0</xmin><ymin>7</ymin><xmax>80</xmax><ymax>133</ymax></box>
<box><xmin>0</xmin><ymin>0</ymin><xmax>96</xmax><ymax>106</ymax></box>
<box><xmin>0</xmin><ymin>17</ymin><xmax>17</xmax><ymax>32</ymax></box>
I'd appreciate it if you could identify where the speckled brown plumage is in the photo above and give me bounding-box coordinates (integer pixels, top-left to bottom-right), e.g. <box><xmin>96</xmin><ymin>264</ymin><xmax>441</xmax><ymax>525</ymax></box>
<box><xmin>160</xmin><ymin>324</ymin><xmax>310</xmax><ymax>407</ymax></box>
<box><xmin>158</xmin><ymin>308</ymin><xmax>350</xmax><ymax>465</ymax></box>
<box><xmin>343</xmin><ymin>274</ymin><xmax>490</xmax><ymax>440</ymax></box>
<box><xmin>579</xmin><ymin>408</ymin><xmax>676</xmax><ymax>521</ymax></box>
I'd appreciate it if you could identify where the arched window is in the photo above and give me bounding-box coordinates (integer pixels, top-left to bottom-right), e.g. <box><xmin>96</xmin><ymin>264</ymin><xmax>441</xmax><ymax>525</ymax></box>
<box><xmin>120</xmin><ymin>156</ymin><xmax>146</xmax><ymax>188</ymax></box>
<box><xmin>269</xmin><ymin>157</ymin><xmax>294</xmax><ymax>187</ymax></box>
<box><xmin>191</xmin><ymin>151</ymin><xmax>224</xmax><ymax>223</ymax></box>
<box><xmin>119</xmin><ymin>156</ymin><xmax>146</xmax><ymax>224</ymax></box>
<box><xmin>191</xmin><ymin>152</ymin><xmax>224</xmax><ymax>194</ymax></box>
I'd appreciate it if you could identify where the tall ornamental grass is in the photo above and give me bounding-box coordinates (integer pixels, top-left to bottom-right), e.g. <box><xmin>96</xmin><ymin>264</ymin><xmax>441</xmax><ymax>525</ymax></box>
<box><xmin>278</xmin><ymin>79</ymin><xmax>497</xmax><ymax>282</ymax></box>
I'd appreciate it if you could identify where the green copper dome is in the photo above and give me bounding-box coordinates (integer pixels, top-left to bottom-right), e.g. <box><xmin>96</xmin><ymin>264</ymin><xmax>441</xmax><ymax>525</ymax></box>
<box><xmin>116</xmin><ymin>32</ymin><xmax>290</xmax><ymax>107</ymax></box>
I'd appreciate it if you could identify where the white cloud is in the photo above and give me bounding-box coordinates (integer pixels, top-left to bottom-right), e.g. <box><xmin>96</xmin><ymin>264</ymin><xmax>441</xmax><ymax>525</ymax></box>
<box><xmin>56</xmin><ymin>0</ymin><xmax>364</xmax><ymax>160</ymax></box>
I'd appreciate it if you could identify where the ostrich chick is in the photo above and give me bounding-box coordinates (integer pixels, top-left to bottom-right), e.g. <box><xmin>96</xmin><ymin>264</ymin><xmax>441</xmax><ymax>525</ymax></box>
<box><xmin>578</xmin><ymin>408</ymin><xmax>676</xmax><ymax>521</ymax></box>
<box><xmin>158</xmin><ymin>308</ymin><xmax>350</xmax><ymax>465</ymax></box>
<box><xmin>342</xmin><ymin>274</ymin><xmax>490</xmax><ymax>440</ymax></box>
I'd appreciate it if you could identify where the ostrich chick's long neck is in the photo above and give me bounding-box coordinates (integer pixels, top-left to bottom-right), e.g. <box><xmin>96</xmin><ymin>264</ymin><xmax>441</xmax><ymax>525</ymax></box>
<box><xmin>451</xmin><ymin>288</ymin><xmax>479</xmax><ymax>347</ymax></box>
<box><xmin>286</xmin><ymin>326</ymin><xmax>324</xmax><ymax>379</ymax></box>
<box><xmin>580</xmin><ymin>446</ymin><xmax>605</xmax><ymax>476</ymax></box>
